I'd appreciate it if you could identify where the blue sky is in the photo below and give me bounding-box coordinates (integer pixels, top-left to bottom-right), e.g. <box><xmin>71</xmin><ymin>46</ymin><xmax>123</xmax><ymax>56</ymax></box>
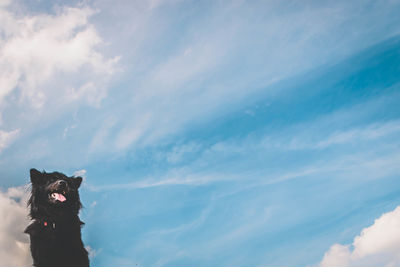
<box><xmin>0</xmin><ymin>0</ymin><xmax>400</xmax><ymax>266</ymax></box>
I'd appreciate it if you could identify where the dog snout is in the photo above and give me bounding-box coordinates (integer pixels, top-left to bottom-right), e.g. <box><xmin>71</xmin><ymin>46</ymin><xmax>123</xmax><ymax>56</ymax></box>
<box><xmin>57</xmin><ymin>180</ymin><xmax>67</xmax><ymax>189</ymax></box>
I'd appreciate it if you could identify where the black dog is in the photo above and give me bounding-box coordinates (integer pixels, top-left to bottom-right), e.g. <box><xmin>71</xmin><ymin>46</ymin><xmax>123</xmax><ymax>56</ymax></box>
<box><xmin>25</xmin><ymin>168</ymin><xmax>90</xmax><ymax>267</ymax></box>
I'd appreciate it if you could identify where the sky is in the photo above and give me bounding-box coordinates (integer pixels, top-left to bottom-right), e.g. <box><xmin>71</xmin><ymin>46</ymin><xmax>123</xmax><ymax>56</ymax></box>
<box><xmin>1</xmin><ymin>0</ymin><xmax>400</xmax><ymax>266</ymax></box>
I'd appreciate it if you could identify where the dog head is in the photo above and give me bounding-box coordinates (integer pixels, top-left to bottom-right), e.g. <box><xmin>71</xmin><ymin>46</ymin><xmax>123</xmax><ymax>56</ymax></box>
<box><xmin>28</xmin><ymin>168</ymin><xmax>83</xmax><ymax>217</ymax></box>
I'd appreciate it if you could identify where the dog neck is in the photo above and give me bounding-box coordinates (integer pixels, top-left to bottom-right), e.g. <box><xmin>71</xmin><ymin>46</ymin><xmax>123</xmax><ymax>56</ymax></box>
<box><xmin>34</xmin><ymin>214</ymin><xmax>83</xmax><ymax>230</ymax></box>
<box><xmin>37</xmin><ymin>218</ymin><xmax>58</xmax><ymax>229</ymax></box>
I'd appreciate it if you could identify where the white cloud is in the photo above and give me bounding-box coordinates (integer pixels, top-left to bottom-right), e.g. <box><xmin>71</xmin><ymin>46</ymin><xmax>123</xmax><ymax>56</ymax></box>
<box><xmin>0</xmin><ymin>3</ymin><xmax>118</xmax><ymax>159</ymax></box>
<box><xmin>74</xmin><ymin>169</ymin><xmax>88</xmax><ymax>185</ymax></box>
<box><xmin>0</xmin><ymin>186</ymin><xmax>31</xmax><ymax>267</ymax></box>
<box><xmin>73</xmin><ymin>169</ymin><xmax>87</xmax><ymax>178</ymax></box>
<box><xmin>0</xmin><ymin>0</ymin><xmax>10</xmax><ymax>7</ymax></box>
<box><xmin>0</xmin><ymin>4</ymin><xmax>118</xmax><ymax>109</ymax></box>
<box><xmin>85</xmin><ymin>245</ymin><xmax>98</xmax><ymax>259</ymax></box>
<box><xmin>0</xmin><ymin>129</ymin><xmax>19</xmax><ymax>153</ymax></box>
<box><xmin>319</xmin><ymin>206</ymin><xmax>400</xmax><ymax>267</ymax></box>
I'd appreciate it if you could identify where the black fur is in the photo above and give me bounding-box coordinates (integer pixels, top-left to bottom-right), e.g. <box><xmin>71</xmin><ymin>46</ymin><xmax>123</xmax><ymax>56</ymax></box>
<box><xmin>25</xmin><ymin>168</ymin><xmax>89</xmax><ymax>267</ymax></box>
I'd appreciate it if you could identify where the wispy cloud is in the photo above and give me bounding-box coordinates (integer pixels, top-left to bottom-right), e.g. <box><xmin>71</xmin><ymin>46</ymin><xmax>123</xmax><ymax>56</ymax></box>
<box><xmin>86</xmin><ymin>173</ymin><xmax>236</xmax><ymax>191</ymax></box>
<box><xmin>149</xmin><ymin>207</ymin><xmax>212</xmax><ymax>237</ymax></box>
<box><xmin>85</xmin><ymin>93</ymin><xmax>400</xmax><ymax>192</ymax></box>
<box><xmin>282</xmin><ymin>118</ymin><xmax>400</xmax><ymax>150</ymax></box>
<box><xmin>87</xmin><ymin>147</ymin><xmax>400</xmax><ymax>194</ymax></box>
<box><xmin>0</xmin><ymin>129</ymin><xmax>19</xmax><ymax>154</ymax></box>
<box><xmin>86</xmin><ymin>0</ymin><xmax>400</xmax><ymax>153</ymax></box>
<box><xmin>314</xmin><ymin>120</ymin><xmax>400</xmax><ymax>149</ymax></box>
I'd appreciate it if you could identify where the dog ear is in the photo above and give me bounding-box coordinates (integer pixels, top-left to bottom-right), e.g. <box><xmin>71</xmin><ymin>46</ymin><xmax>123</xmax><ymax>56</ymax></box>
<box><xmin>30</xmin><ymin>168</ymin><xmax>46</xmax><ymax>185</ymax></box>
<box><xmin>72</xmin><ymin>176</ymin><xmax>83</xmax><ymax>189</ymax></box>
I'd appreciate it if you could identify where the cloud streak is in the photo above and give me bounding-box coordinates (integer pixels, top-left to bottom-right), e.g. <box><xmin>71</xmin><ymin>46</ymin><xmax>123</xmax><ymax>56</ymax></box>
<box><xmin>86</xmin><ymin>99</ymin><xmax>400</xmax><ymax>192</ymax></box>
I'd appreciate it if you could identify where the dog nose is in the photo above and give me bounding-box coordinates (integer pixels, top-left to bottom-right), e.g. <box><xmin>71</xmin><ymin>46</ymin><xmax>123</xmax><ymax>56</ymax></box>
<box><xmin>57</xmin><ymin>180</ymin><xmax>67</xmax><ymax>189</ymax></box>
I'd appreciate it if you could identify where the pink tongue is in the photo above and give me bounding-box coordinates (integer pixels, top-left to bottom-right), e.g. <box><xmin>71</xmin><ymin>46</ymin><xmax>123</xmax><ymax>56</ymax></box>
<box><xmin>53</xmin><ymin>193</ymin><xmax>66</xmax><ymax>202</ymax></box>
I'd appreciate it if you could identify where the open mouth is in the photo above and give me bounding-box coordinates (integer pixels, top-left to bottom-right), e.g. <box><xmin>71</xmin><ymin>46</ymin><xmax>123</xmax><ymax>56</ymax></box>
<box><xmin>50</xmin><ymin>192</ymin><xmax>67</xmax><ymax>202</ymax></box>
